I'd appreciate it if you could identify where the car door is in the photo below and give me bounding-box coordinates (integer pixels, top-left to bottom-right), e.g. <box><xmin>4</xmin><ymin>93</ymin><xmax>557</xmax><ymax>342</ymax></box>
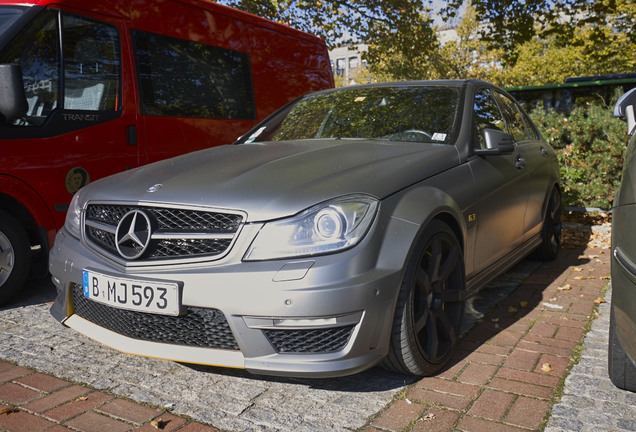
<box><xmin>493</xmin><ymin>90</ymin><xmax>555</xmax><ymax>240</ymax></box>
<box><xmin>468</xmin><ymin>87</ymin><xmax>529</xmax><ymax>273</ymax></box>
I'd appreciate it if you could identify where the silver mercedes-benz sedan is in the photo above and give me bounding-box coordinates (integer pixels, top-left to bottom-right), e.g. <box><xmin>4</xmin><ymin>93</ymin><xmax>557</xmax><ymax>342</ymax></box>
<box><xmin>49</xmin><ymin>80</ymin><xmax>561</xmax><ymax>378</ymax></box>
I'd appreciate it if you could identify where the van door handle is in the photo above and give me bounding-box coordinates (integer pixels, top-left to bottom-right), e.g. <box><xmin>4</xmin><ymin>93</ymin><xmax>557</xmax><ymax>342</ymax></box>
<box><xmin>127</xmin><ymin>126</ymin><xmax>137</xmax><ymax>146</ymax></box>
<box><xmin>515</xmin><ymin>155</ymin><xmax>526</xmax><ymax>169</ymax></box>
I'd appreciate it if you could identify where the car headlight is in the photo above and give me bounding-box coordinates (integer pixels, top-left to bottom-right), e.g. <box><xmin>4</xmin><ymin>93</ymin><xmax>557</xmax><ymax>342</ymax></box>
<box><xmin>64</xmin><ymin>192</ymin><xmax>83</xmax><ymax>239</ymax></box>
<box><xmin>244</xmin><ymin>195</ymin><xmax>378</xmax><ymax>261</ymax></box>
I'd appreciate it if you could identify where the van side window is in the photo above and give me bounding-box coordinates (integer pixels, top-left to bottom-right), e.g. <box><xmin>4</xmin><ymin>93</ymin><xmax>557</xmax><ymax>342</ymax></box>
<box><xmin>133</xmin><ymin>30</ymin><xmax>255</xmax><ymax>119</ymax></box>
<box><xmin>0</xmin><ymin>10</ymin><xmax>121</xmax><ymax>130</ymax></box>
<box><xmin>0</xmin><ymin>9</ymin><xmax>59</xmax><ymax>126</ymax></box>
<box><xmin>62</xmin><ymin>14</ymin><xmax>120</xmax><ymax>112</ymax></box>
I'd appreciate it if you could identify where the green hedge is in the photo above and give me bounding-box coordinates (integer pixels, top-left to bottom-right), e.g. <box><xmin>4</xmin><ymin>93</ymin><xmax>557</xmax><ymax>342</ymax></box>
<box><xmin>529</xmin><ymin>104</ymin><xmax>628</xmax><ymax>210</ymax></box>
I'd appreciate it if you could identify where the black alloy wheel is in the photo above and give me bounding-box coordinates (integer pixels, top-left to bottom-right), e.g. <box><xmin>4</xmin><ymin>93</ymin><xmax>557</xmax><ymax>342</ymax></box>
<box><xmin>383</xmin><ymin>220</ymin><xmax>466</xmax><ymax>376</ymax></box>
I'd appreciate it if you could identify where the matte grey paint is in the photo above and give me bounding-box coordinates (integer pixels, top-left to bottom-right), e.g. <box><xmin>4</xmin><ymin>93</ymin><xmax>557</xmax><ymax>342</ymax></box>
<box><xmin>49</xmin><ymin>80</ymin><xmax>560</xmax><ymax>377</ymax></box>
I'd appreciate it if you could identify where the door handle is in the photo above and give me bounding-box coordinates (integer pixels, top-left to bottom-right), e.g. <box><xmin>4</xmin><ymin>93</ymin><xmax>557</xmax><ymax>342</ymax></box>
<box><xmin>127</xmin><ymin>125</ymin><xmax>137</xmax><ymax>146</ymax></box>
<box><xmin>515</xmin><ymin>155</ymin><xmax>526</xmax><ymax>169</ymax></box>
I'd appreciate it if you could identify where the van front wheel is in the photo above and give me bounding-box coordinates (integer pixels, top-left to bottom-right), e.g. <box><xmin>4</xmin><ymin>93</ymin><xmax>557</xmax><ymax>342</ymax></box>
<box><xmin>0</xmin><ymin>210</ymin><xmax>30</xmax><ymax>305</ymax></box>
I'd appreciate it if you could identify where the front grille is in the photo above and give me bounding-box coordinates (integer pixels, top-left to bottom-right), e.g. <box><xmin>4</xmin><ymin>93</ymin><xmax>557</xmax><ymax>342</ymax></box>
<box><xmin>263</xmin><ymin>326</ymin><xmax>355</xmax><ymax>353</ymax></box>
<box><xmin>72</xmin><ymin>284</ymin><xmax>239</xmax><ymax>351</ymax></box>
<box><xmin>84</xmin><ymin>203</ymin><xmax>243</xmax><ymax>262</ymax></box>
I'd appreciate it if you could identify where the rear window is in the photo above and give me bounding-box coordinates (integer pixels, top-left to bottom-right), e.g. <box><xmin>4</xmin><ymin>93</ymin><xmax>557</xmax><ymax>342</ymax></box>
<box><xmin>133</xmin><ymin>30</ymin><xmax>255</xmax><ymax>120</ymax></box>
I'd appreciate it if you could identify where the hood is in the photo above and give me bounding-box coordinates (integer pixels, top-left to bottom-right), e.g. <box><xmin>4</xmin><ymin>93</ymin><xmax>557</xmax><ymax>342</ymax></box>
<box><xmin>83</xmin><ymin>139</ymin><xmax>460</xmax><ymax>221</ymax></box>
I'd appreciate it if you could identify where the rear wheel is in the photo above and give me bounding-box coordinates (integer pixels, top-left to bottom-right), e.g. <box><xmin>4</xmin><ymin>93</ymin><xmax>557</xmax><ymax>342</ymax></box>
<box><xmin>533</xmin><ymin>187</ymin><xmax>561</xmax><ymax>261</ymax></box>
<box><xmin>0</xmin><ymin>210</ymin><xmax>31</xmax><ymax>305</ymax></box>
<box><xmin>608</xmin><ymin>306</ymin><xmax>636</xmax><ymax>391</ymax></box>
<box><xmin>383</xmin><ymin>220</ymin><xmax>466</xmax><ymax>376</ymax></box>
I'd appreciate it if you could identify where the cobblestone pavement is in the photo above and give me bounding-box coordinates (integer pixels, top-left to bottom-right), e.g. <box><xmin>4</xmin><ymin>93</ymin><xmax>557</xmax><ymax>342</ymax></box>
<box><xmin>545</xmin><ymin>289</ymin><xmax>636</xmax><ymax>432</ymax></box>
<box><xmin>1</xmin><ymin>226</ymin><xmax>633</xmax><ymax>432</ymax></box>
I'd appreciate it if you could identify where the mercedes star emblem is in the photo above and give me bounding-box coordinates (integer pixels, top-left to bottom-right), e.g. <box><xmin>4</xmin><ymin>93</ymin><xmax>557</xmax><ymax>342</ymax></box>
<box><xmin>115</xmin><ymin>210</ymin><xmax>152</xmax><ymax>260</ymax></box>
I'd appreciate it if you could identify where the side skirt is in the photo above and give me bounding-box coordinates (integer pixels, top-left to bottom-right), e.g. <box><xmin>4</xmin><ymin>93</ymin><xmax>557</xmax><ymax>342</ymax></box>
<box><xmin>465</xmin><ymin>234</ymin><xmax>543</xmax><ymax>296</ymax></box>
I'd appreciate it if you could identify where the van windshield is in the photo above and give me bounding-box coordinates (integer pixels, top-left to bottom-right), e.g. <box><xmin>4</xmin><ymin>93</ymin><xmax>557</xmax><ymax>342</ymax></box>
<box><xmin>0</xmin><ymin>6</ymin><xmax>27</xmax><ymax>37</ymax></box>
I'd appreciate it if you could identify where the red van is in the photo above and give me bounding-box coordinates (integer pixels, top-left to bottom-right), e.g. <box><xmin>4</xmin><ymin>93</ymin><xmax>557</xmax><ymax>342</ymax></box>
<box><xmin>0</xmin><ymin>0</ymin><xmax>334</xmax><ymax>304</ymax></box>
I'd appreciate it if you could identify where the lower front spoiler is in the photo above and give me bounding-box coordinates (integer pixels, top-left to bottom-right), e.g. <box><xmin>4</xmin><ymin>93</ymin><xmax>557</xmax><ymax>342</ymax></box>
<box><xmin>62</xmin><ymin>314</ymin><xmax>385</xmax><ymax>378</ymax></box>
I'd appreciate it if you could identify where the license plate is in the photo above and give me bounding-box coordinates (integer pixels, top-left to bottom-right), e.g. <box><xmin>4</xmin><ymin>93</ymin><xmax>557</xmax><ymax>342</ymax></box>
<box><xmin>82</xmin><ymin>269</ymin><xmax>180</xmax><ymax>316</ymax></box>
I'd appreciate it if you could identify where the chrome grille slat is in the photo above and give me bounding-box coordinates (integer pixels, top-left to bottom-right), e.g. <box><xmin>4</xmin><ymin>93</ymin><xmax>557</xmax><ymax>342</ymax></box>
<box><xmin>84</xmin><ymin>203</ymin><xmax>243</xmax><ymax>262</ymax></box>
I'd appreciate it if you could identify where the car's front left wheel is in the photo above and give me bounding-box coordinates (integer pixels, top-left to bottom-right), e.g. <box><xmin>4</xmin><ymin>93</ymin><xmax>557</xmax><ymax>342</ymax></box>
<box><xmin>383</xmin><ymin>220</ymin><xmax>466</xmax><ymax>376</ymax></box>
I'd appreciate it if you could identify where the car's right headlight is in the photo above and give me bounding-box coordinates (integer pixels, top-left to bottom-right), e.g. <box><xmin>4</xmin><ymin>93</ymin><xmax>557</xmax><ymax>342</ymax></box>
<box><xmin>64</xmin><ymin>192</ymin><xmax>83</xmax><ymax>239</ymax></box>
<box><xmin>244</xmin><ymin>195</ymin><xmax>378</xmax><ymax>261</ymax></box>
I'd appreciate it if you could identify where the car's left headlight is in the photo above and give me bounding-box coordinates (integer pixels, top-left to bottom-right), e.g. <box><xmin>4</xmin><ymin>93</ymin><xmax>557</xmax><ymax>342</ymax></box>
<box><xmin>244</xmin><ymin>195</ymin><xmax>378</xmax><ymax>261</ymax></box>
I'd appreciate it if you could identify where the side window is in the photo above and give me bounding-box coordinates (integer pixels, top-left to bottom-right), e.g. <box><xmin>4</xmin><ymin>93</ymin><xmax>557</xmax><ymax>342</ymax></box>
<box><xmin>133</xmin><ymin>30</ymin><xmax>255</xmax><ymax>119</ymax></box>
<box><xmin>0</xmin><ymin>9</ymin><xmax>60</xmax><ymax>126</ymax></box>
<box><xmin>0</xmin><ymin>10</ymin><xmax>121</xmax><ymax>129</ymax></box>
<box><xmin>495</xmin><ymin>91</ymin><xmax>533</xmax><ymax>142</ymax></box>
<box><xmin>62</xmin><ymin>14</ymin><xmax>120</xmax><ymax>112</ymax></box>
<box><xmin>473</xmin><ymin>88</ymin><xmax>506</xmax><ymax>149</ymax></box>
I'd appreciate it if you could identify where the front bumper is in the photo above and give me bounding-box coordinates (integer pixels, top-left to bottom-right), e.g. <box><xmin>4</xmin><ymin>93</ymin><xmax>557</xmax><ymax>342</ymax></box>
<box><xmin>49</xmin><ymin>214</ymin><xmax>415</xmax><ymax>378</ymax></box>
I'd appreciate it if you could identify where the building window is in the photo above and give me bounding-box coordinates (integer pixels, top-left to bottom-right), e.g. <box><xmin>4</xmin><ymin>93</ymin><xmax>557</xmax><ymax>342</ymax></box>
<box><xmin>336</xmin><ymin>58</ymin><xmax>346</xmax><ymax>77</ymax></box>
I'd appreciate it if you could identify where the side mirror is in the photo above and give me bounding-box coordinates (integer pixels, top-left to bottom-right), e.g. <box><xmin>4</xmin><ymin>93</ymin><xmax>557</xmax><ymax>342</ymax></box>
<box><xmin>0</xmin><ymin>64</ymin><xmax>28</xmax><ymax>120</ymax></box>
<box><xmin>474</xmin><ymin>129</ymin><xmax>515</xmax><ymax>155</ymax></box>
<box><xmin>614</xmin><ymin>88</ymin><xmax>636</xmax><ymax>136</ymax></box>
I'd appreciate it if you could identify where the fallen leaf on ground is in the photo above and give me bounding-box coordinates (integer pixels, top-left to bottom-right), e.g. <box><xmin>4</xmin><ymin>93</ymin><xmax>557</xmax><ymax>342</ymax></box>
<box><xmin>558</xmin><ymin>284</ymin><xmax>572</xmax><ymax>290</ymax></box>
<box><xmin>573</xmin><ymin>267</ymin><xmax>583</xmax><ymax>272</ymax></box>
<box><xmin>508</xmin><ymin>306</ymin><xmax>518</xmax><ymax>313</ymax></box>
<box><xmin>574</xmin><ymin>276</ymin><xmax>586</xmax><ymax>280</ymax></box>
<box><xmin>0</xmin><ymin>408</ymin><xmax>17</xmax><ymax>415</ymax></box>
<box><xmin>519</xmin><ymin>301</ymin><xmax>529</xmax><ymax>308</ymax></box>
<box><xmin>421</xmin><ymin>413</ymin><xmax>436</xmax><ymax>422</ymax></box>
<box><xmin>541</xmin><ymin>363</ymin><xmax>553</xmax><ymax>372</ymax></box>
<box><xmin>151</xmin><ymin>419</ymin><xmax>169</xmax><ymax>430</ymax></box>
<box><xmin>75</xmin><ymin>396</ymin><xmax>88</xmax><ymax>402</ymax></box>
<box><xmin>601</xmin><ymin>276</ymin><xmax>611</xmax><ymax>280</ymax></box>
<box><xmin>594</xmin><ymin>298</ymin><xmax>607</xmax><ymax>304</ymax></box>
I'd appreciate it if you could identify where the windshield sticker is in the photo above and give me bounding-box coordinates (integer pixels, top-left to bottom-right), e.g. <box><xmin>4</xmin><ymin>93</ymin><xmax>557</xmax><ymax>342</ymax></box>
<box><xmin>245</xmin><ymin>126</ymin><xmax>267</xmax><ymax>143</ymax></box>
<box><xmin>432</xmin><ymin>133</ymin><xmax>447</xmax><ymax>141</ymax></box>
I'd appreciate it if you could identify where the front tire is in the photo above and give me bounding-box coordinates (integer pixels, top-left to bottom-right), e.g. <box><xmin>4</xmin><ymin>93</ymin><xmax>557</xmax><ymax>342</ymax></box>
<box><xmin>383</xmin><ymin>220</ymin><xmax>466</xmax><ymax>376</ymax></box>
<box><xmin>0</xmin><ymin>210</ymin><xmax>31</xmax><ymax>305</ymax></box>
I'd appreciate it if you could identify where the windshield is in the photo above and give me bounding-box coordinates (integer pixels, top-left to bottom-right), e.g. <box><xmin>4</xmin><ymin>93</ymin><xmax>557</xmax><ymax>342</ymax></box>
<box><xmin>242</xmin><ymin>85</ymin><xmax>462</xmax><ymax>144</ymax></box>
<box><xmin>0</xmin><ymin>6</ymin><xmax>27</xmax><ymax>37</ymax></box>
